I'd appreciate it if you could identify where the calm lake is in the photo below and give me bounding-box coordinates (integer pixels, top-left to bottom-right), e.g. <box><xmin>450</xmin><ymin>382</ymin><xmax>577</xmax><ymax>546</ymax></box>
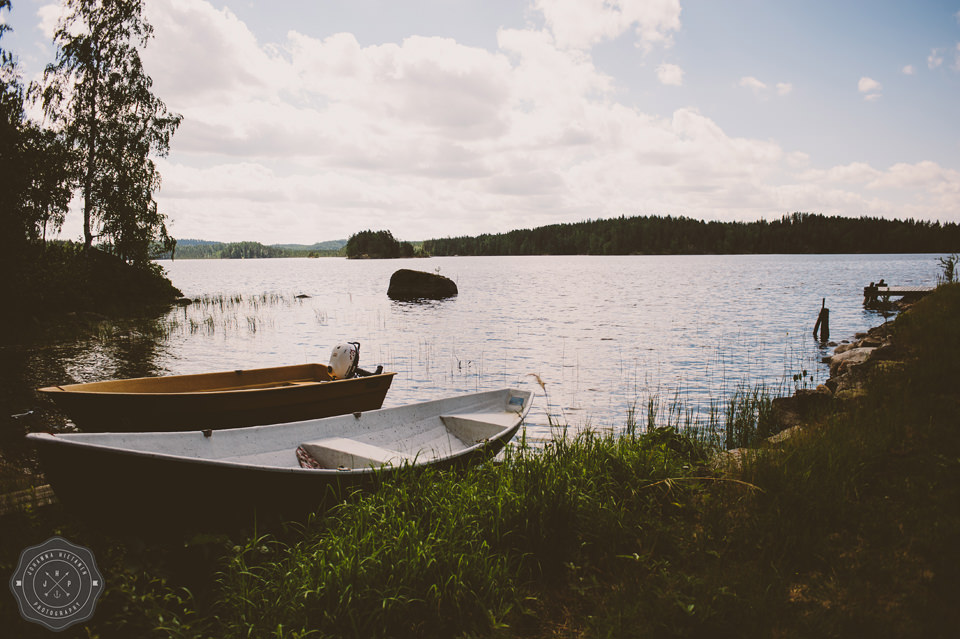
<box><xmin>0</xmin><ymin>253</ymin><xmax>941</xmax><ymax>470</ymax></box>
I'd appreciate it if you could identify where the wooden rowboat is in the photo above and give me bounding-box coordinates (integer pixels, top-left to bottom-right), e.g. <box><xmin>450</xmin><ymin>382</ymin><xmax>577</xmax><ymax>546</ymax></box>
<box><xmin>37</xmin><ymin>363</ymin><xmax>396</xmax><ymax>432</ymax></box>
<box><xmin>27</xmin><ymin>388</ymin><xmax>531</xmax><ymax>530</ymax></box>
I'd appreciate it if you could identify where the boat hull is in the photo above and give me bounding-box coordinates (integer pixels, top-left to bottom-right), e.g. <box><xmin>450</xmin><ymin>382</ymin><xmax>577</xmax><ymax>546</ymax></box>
<box><xmin>28</xmin><ymin>388</ymin><xmax>531</xmax><ymax>533</ymax></box>
<box><xmin>38</xmin><ymin>364</ymin><xmax>396</xmax><ymax>432</ymax></box>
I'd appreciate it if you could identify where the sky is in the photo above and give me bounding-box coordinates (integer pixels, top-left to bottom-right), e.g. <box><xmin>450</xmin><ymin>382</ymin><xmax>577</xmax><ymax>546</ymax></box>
<box><xmin>3</xmin><ymin>0</ymin><xmax>960</xmax><ymax>244</ymax></box>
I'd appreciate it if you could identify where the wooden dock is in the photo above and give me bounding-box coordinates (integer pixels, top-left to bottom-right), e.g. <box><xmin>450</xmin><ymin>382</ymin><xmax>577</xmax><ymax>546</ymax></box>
<box><xmin>863</xmin><ymin>285</ymin><xmax>935</xmax><ymax>303</ymax></box>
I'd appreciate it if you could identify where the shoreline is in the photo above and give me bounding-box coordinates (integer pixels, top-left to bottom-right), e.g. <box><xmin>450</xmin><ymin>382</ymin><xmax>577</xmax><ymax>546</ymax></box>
<box><xmin>717</xmin><ymin>295</ymin><xmax>920</xmax><ymax>467</ymax></box>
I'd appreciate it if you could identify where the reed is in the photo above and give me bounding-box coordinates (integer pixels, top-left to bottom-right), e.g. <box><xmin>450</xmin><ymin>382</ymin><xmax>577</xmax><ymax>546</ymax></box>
<box><xmin>722</xmin><ymin>383</ymin><xmax>775</xmax><ymax>449</ymax></box>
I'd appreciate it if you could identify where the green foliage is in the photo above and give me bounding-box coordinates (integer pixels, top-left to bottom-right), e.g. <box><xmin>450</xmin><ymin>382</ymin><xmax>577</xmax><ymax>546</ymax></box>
<box><xmin>40</xmin><ymin>0</ymin><xmax>181</xmax><ymax>265</ymax></box>
<box><xmin>891</xmin><ymin>282</ymin><xmax>960</xmax><ymax>393</ymax></box>
<box><xmin>936</xmin><ymin>253</ymin><xmax>958</xmax><ymax>285</ymax></box>
<box><xmin>1</xmin><ymin>1</ymin><xmax>73</xmax><ymax>253</ymax></box>
<box><xmin>424</xmin><ymin>213</ymin><xmax>960</xmax><ymax>256</ymax></box>
<box><xmin>345</xmin><ymin>229</ymin><xmax>415</xmax><ymax>259</ymax></box>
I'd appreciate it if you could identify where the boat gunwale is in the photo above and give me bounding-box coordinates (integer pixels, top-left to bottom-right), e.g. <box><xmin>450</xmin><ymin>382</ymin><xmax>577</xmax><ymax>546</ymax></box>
<box><xmin>26</xmin><ymin>421</ymin><xmax>521</xmax><ymax>477</ymax></box>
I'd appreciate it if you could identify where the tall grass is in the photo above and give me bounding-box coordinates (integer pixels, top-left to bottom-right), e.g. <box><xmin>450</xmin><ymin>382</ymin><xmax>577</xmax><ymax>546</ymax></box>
<box><xmin>206</xmin><ymin>423</ymin><xmax>711</xmax><ymax>638</ymax></box>
<box><xmin>723</xmin><ymin>383</ymin><xmax>775</xmax><ymax>449</ymax></box>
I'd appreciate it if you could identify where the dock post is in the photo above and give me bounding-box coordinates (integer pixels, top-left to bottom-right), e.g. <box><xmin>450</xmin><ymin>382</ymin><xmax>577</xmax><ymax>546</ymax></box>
<box><xmin>813</xmin><ymin>298</ymin><xmax>830</xmax><ymax>341</ymax></box>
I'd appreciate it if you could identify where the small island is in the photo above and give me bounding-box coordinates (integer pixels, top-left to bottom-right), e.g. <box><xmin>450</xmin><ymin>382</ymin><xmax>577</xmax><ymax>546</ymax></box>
<box><xmin>345</xmin><ymin>230</ymin><xmax>420</xmax><ymax>259</ymax></box>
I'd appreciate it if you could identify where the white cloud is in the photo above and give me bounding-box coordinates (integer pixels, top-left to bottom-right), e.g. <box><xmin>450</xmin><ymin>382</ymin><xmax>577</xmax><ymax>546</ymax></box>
<box><xmin>798</xmin><ymin>162</ymin><xmax>881</xmax><ymax>185</ymax></box>
<box><xmin>36</xmin><ymin>3</ymin><xmax>63</xmax><ymax>39</ymax></box>
<box><xmin>868</xmin><ymin>160</ymin><xmax>959</xmax><ymax>191</ymax></box>
<box><xmin>739</xmin><ymin>76</ymin><xmax>792</xmax><ymax>98</ymax></box>
<box><xmin>928</xmin><ymin>48</ymin><xmax>944</xmax><ymax>69</ymax></box>
<box><xmin>857</xmin><ymin>77</ymin><xmax>880</xmax><ymax>93</ymax></box>
<box><xmin>858</xmin><ymin>76</ymin><xmax>881</xmax><ymax>100</ymax></box>
<box><xmin>902</xmin><ymin>64</ymin><xmax>915</xmax><ymax>75</ymax></box>
<box><xmin>739</xmin><ymin>76</ymin><xmax>766</xmax><ymax>92</ymax></box>
<box><xmin>145</xmin><ymin>0</ymin><xmax>293</xmax><ymax>107</ymax></box>
<box><xmin>533</xmin><ymin>0</ymin><xmax>681</xmax><ymax>50</ymax></box>
<box><xmin>656</xmin><ymin>62</ymin><xmax>683</xmax><ymax>86</ymax></box>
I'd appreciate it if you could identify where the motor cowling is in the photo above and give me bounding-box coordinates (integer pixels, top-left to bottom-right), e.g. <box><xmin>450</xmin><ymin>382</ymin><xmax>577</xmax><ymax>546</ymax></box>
<box><xmin>328</xmin><ymin>342</ymin><xmax>359</xmax><ymax>379</ymax></box>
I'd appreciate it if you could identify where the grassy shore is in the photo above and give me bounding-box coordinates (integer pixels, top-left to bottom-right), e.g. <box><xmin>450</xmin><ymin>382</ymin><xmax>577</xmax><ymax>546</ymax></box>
<box><xmin>2</xmin><ymin>285</ymin><xmax>959</xmax><ymax>638</ymax></box>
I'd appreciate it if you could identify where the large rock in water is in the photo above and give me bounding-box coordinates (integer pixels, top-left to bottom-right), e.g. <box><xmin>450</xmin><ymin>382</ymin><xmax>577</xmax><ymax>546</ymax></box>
<box><xmin>387</xmin><ymin>269</ymin><xmax>458</xmax><ymax>300</ymax></box>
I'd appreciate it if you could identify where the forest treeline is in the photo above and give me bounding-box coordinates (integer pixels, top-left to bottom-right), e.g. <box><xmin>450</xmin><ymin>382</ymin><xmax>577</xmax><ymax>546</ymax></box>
<box><xmin>161</xmin><ymin>239</ymin><xmax>343</xmax><ymax>259</ymax></box>
<box><xmin>422</xmin><ymin>213</ymin><xmax>960</xmax><ymax>256</ymax></box>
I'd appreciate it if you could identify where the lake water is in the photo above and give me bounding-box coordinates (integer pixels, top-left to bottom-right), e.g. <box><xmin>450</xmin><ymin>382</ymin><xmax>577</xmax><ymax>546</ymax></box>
<box><xmin>0</xmin><ymin>253</ymin><xmax>941</xmax><ymax>462</ymax></box>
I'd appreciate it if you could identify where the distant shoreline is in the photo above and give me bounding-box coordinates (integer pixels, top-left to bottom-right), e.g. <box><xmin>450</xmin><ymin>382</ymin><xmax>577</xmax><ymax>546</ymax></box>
<box><xmin>164</xmin><ymin>213</ymin><xmax>960</xmax><ymax>259</ymax></box>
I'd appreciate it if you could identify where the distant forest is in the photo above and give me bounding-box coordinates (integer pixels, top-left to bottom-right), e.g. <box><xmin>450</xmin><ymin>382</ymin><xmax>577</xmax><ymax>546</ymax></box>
<box><xmin>422</xmin><ymin>213</ymin><xmax>960</xmax><ymax>256</ymax></box>
<box><xmin>160</xmin><ymin>239</ymin><xmax>346</xmax><ymax>259</ymax></box>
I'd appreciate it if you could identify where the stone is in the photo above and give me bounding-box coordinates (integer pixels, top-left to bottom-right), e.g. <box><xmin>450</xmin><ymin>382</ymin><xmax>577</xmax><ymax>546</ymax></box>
<box><xmin>828</xmin><ymin>347</ymin><xmax>875</xmax><ymax>377</ymax></box>
<box><xmin>387</xmin><ymin>269</ymin><xmax>458</xmax><ymax>300</ymax></box>
<box><xmin>771</xmin><ymin>387</ymin><xmax>834</xmax><ymax>430</ymax></box>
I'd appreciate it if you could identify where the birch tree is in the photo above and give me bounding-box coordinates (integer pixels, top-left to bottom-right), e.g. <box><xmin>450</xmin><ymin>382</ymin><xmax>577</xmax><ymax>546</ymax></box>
<box><xmin>41</xmin><ymin>0</ymin><xmax>181</xmax><ymax>265</ymax></box>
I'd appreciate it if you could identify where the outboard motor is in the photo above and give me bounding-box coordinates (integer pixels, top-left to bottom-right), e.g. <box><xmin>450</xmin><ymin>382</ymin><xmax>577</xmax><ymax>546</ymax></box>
<box><xmin>328</xmin><ymin>342</ymin><xmax>360</xmax><ymax>379</ymax></box>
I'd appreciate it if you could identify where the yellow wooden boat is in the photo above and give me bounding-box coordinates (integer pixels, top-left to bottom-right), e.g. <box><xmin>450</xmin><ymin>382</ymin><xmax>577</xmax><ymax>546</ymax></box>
<box><xmin>38</xmin><ymin>363</ymin><xmax>396</xmax><ymax>432</ymax></box>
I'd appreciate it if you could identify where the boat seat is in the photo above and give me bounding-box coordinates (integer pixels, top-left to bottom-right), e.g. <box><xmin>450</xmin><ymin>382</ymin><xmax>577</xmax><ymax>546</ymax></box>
<box><xmin>299</xmin><ymin>437</ymin><xmax>415</xmax><ymax>469</ymax></box>
<box><xmin>440</xmin><ymin>413</ymin><xmax>510</xmax><ymax>443</ymax></box>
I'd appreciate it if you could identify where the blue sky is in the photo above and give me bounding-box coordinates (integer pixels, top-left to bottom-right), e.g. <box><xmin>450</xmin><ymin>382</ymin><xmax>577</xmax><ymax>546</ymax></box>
<box><xmin>2</xmin><ymin>0</ymin><xmax>959</xmax><ymax>243</ymax></box>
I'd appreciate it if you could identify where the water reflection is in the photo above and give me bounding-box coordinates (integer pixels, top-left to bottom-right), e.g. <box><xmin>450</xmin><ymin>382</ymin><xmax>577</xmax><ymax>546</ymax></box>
<box><xmin>0</xmin><ymin>314</ymin><xmax>171</xmax><ymax>488</ymax></box>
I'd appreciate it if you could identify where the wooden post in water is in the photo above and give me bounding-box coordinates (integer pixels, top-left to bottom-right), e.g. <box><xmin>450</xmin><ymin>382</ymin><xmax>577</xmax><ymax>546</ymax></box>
<box><xmin>813</xmin><ymin>298</ymin><xmax>830</xmax><ymax>342</ymax></box>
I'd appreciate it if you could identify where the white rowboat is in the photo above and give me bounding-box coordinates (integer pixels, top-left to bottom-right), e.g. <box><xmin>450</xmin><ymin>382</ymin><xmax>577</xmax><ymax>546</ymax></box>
<box><xmin>27</xmin><ymin>388</ymin><xmax>532</xmax><ymax>530</ymax></box>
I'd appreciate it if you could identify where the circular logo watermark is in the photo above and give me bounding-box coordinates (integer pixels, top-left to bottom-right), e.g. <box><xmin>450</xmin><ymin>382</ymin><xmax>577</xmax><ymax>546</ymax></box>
<box><xmin>9</xmin><ymin>536</ymin><xmax>104</xmax><ymax>631</ymax></box>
